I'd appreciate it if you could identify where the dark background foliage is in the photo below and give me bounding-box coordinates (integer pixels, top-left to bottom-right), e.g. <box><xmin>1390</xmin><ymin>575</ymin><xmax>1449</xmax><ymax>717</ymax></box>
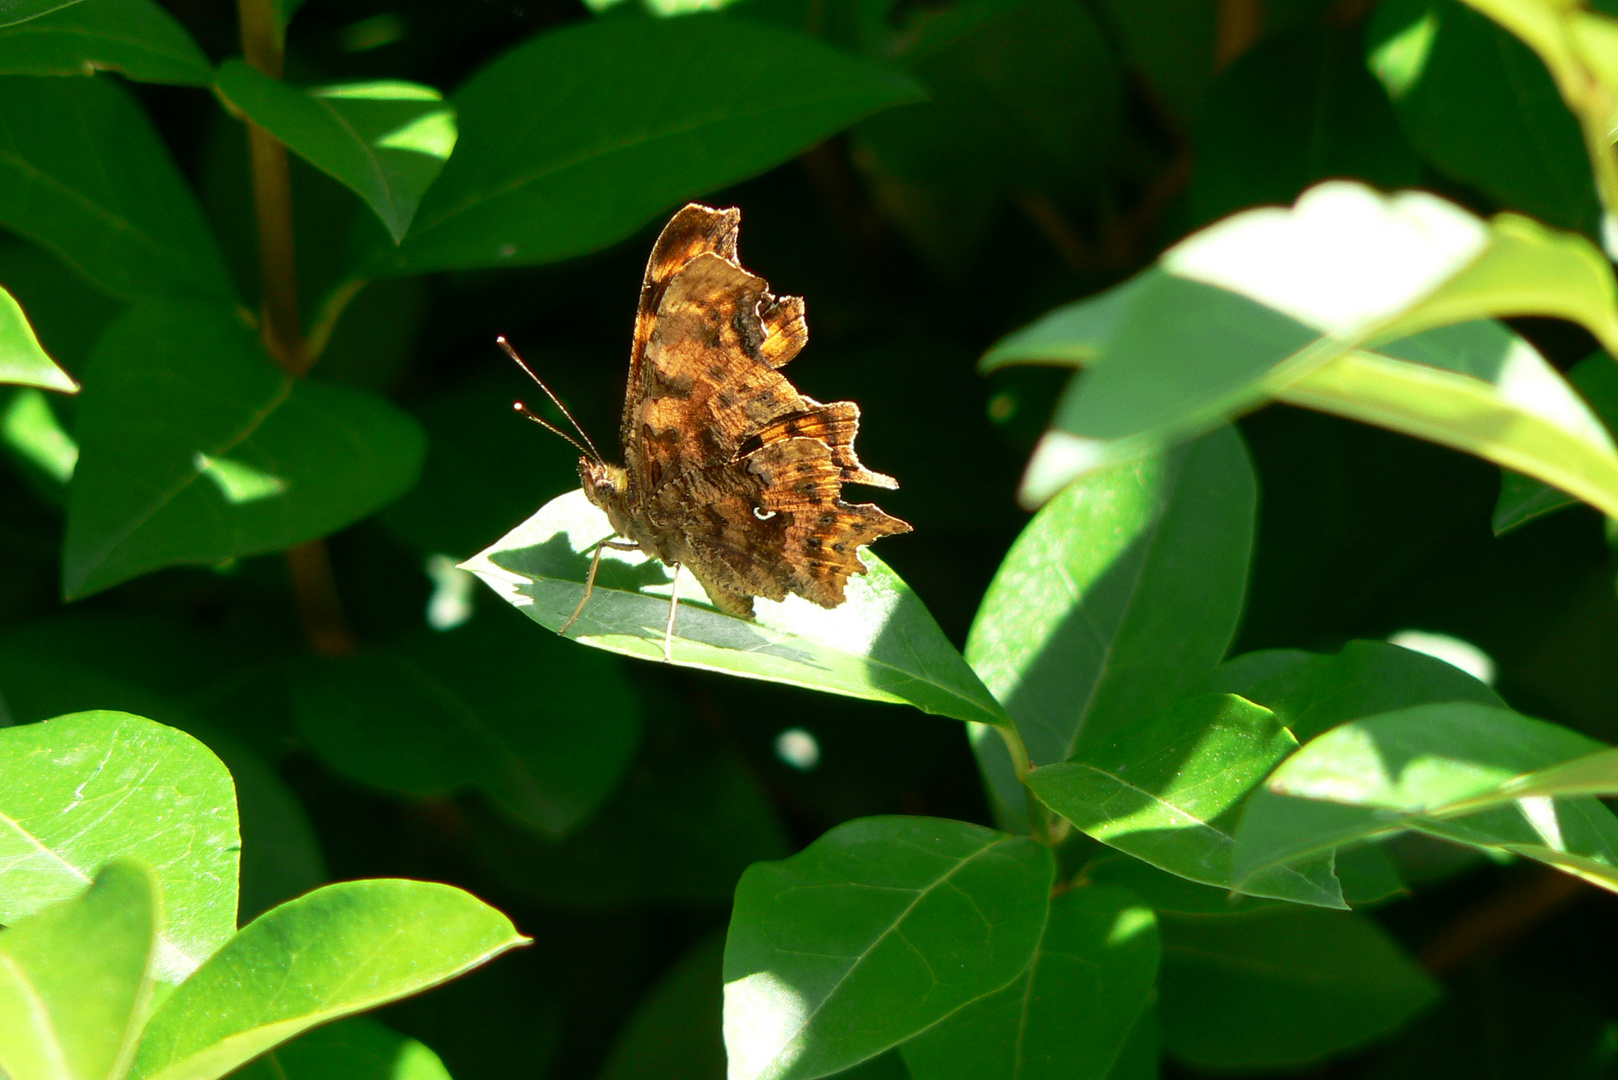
<box><xmin>5</xmin><ymin>0</ymin><xmax>1618</xmax><ymax>1076</ymax></box>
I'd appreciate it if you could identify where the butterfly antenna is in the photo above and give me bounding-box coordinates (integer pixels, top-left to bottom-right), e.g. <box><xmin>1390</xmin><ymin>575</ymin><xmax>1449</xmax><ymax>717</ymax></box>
<box><xmin>497</xmin><ymin>335</ymin><xmax>605</xmax><ymax>464</ymax></box>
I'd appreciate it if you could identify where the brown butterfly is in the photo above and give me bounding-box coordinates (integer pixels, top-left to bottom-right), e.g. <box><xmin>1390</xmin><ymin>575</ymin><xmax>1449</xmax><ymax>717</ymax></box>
<box><xmin>505</xmin><ymin>203</ymin><xmax>910</xmax><ymax>660</ymax></box>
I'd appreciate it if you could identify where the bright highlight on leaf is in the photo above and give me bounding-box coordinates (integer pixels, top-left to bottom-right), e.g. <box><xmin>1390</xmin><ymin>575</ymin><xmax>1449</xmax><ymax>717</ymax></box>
<box><xmin>1387</xmin><ymin>629</ymin><xmax>1496</xmax><ymax>684</ymax></box>
<box><xmin>1</xmin><ymin>387</ymin><xmax>76</xmax><ymax>482</ymax></box>
<box><xmin>461</xmin><ymin>490</ymin><xmax>1010</xmax><ymax>727</ymax></box>
<box><xmin>192</xmin><ymin>451</ymin><xmax>289</xmax><ymax>504</ymax></box>
<box><xmin>0</xmin><ymin>283</ymin><xmax>75</xmax><ymax>393</ymax></box>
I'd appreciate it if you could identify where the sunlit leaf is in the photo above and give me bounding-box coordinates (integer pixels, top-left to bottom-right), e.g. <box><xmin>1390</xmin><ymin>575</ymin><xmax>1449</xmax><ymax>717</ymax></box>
<box><xmin>0</xmin><ymin>284</ymin><xmax>75</xmax><ymax>393</ymax></box>
<box><xmin>461</xmin><ymin>489</ymin><xmax>1009</xmax><ymax>727</ymax></box>
<box><xmin>129</xmin><ymin>880</ymin><xmax>528</xmax><ymax>1080</ymax></box>
<box><xmin>229</xmin><ymin>1017</ymin><xmax>452</xmax><ymax>1080</ymax></box>
<box><xmin>0</xmin><ymin>711</ymin><xmax>238</xmax><ymax>984</ymax></box>
<box><xmin>723</xmin><ymin>816</ymin><xmax>1053</xmax><ymax>1080</ymax></box>
<box><xmin>215</xmin><ymin>63</ymin><xmax>455</xmax><ymax>242</ymax></box>
<box><xmin>0</xmin><ymin>860</ymin><xmax>157</xmax><ymax>1080</ymax></box>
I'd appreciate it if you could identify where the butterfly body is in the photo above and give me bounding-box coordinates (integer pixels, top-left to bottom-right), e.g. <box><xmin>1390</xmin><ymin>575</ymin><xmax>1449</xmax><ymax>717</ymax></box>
<box><xmin>578</xmin><ymin>203</ymin><xmax>910</xmax><ymax>626</ymax></box>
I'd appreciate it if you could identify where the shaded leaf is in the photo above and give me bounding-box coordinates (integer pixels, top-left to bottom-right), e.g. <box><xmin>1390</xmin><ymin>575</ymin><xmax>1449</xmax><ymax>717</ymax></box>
<box><xmin>0</xmin><ymin>860</ymin><xmax>157</xmax><ymax>1080</ymax></box>
<box><xmin>723</xmin><ymin>816</ymin><xmax>1053</xmax><ymax>1080</ymax></box>
<box><xmin>600</xmin><ymin>933</ymin><xmax>727</xmax><ymax>1080</ymax></box>
<box><xmin>965</xmin><ymin>425</ymin><xmax>1253</xmax><ymax>825</ymax></box>
<box><xmin>64</xmin><ymin>299</ymin><xmax>425</xmax><ymax>598</ymax></box>
<box><xmin>0</xmin><ymin>711</ymin><xmax>237</xmax><ymax>985</ymax></box>
<box><xmin>901</xmin><ymin>885</ymin><xmax>1159</xmax><ymax>1080</ymax></box>
<box><xmin>1026</xmin><ymin>694</ymin><xmax>1344</xmax><ymax>908</ymax></box>
<box><xmin>130</xmin><ymin>880</ymin><xmax>528</xmax><ymax>1080</ymax></box>
<box><xmin>214</xmin><ymin>63</ymin><xmax>454</xmax><ymax>243</ymax></box>
<box><xmin>289</xmin><ymin>614</ymin><xmax>641</xmax><ymax>837</ymax></box>
<box><xmin>0</xmin><ymin>283</ymin><xmax>75</xmax><ymax>392</ymax></box>
<box><xmin>231</xmin><ymin>1018</ymin><xmax>452</xmax><ymax>1080</ymax></box>
<box><xmin>1158</xmin><ymin>907</ymin><xmax>1438</xmax><ymax>1068</ymax></box>
<box><xmin>0</xmin><ymin>0</ymin><xmax>210</xmax><ymax>85</ymax></box>
<box><xmin>384</xmin><ymin>16</ymin><xmax>923</xmax><ymax>274</ymax></box>
<box><xmin>0</xmin><ymin>75</ymin><xmax>232</xmax><ymax>302</ymax></box>
<box><xmin>0</xmin><ymin>1</ymin><xmax>87</xmax><ymax>29</ymax></box>
<box><xmin>1491</xmin><ymin>351</ymin><xmax>1618</xmax><ymax>532</ymax></box>
<box><xmin>461</xmin><ymin>489</ymin><xmax>1008</xmax><ymax>726</ymax></box>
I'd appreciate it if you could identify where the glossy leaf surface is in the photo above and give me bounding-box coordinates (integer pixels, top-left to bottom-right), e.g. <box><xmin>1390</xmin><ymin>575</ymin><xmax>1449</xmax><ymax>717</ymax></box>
<box><xmin>1027</xmin><ymin>694</ymin><xmax>1343</xmax><ymax>907</ymax></box>
<box><xmin>385</xmin><ymin>16</ymin><xmax>923</xmax><ymax>273</ymax></box>
<box><xmin>723</xmin><ymin>816</ymin><xmax>1054</xmax><ymax>1080</ymax></box>
<box><xmin>0</xmin><ymin>0</ymin><xmax>209</xmax><ymax>84</ymax></box>
<box><xmin>214</xmin><ymin>63</ymin><xmax>454</xmax><ymax>242</ymax></box>
<box><xmin>130</xmin><ymin>880</ymin><xmax>528</xmax><ymax>1080</ymax></box>
<box><xmin>0</xmin><ymin>860</ymin><xmax>157</xmax><ymax>1080</ymax></box>
<box><xmin>901</xmin><ymin>885</ymin><xmax>1160</xmax><ymax>1080</ymax></box>
<box><xmin>64</xmin><ymin>299</ymin><xmax>425</xmax><ymax>598</ymax></box>
<box><xmin>0</xmin><ymin>711</ymin><xmax>237</xmax><ymax>984</ymax></box>
<box><xmin>462</xmin><ymin>490</ymin><xmax>1008</xmax><ymax>726</ymax></box>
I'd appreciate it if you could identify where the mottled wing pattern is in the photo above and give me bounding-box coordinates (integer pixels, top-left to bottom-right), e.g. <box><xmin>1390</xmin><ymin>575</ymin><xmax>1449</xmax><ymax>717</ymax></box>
<box><xmin>618</xmin><ymin>202</ymin><xmax>909</xmax><ymax>619</ymax></box>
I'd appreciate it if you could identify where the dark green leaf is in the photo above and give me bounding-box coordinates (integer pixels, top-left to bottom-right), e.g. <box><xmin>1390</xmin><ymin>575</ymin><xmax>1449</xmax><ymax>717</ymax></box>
<box><xmin>1026</xmin><ymin>694</ymin><xmax>1344</xmax><ymax>907</ymax></box>
<box><xmin>0</xmin><ymin>75</ymin><xmax>232</xmax><ymax>301</ymax></box>
<box><xmin>461</xmin><ymin>490</ymin><xmax>1007</xmax><ymax>726</ymax></box>
<box><xmin>0</xmin><ymin>0</ymin><xmax>87</xmax><ymax>29</ymax></box>
<box><xmin>1190</xmin><ymin>28</ymin><xmax>1420</xmax><ymax>226</ymax></box>
<box><xmin>1368</xmin><ymin>0</ymin><xmax>1600</xmax><ymax>234</ymax></box>
<box><xmin>0</xmin><ymin>283</ymin><xmax>75</xmax><ymax>392</ymax></box>
<box><xmin>0</xmin><ymin>711</ymin><xmax>238</xmax><ymax>984</ymax></box>
<box><xmin>601</xmin><ymin>933</ymin><xmax>727</xmax><ymax>1080</ymax></box>
<box><xmin>384</xmin><ymin>16</ymin><xmax>923</xmax><ymax>274</ymax></box>
<box><xmin>64</xmin><ymin>299</ymin><xmax>425</xmax><ymax>598</ymax></box>
<box><xmin>1158</xmin><ymin>907</ymin><xmax>1438</xmax><ymax>1068</ymax></box>
<box><xmin>965</xmin><ymin>425</ymin><xmax>1253</xmax><ymax>824</ymax></box>
<box><xmin>1092</xmin><ymin>0</ymin><xmax>1214</xmax><ymax>122</ymax></box>
<box><xmin>1492</xmin><ymin>352</ymin><xmax>1618</xmax><ymax>533</ymax></box>
<box><xmin>902</xmin><ymin>885</ymin><xmax>1160</xmax><ymax>1080</ymax></box>
<box><xmin>231</xmin><ymin>1018</ymin><xmax>452</xmax><ymax>1080</ymax></box>
<box><xmin>0</xmin><ymin>859</ymin><xmax>157</xmax><ymax>1080</ymax></box>
<box><xmin>723</xmin><ymin>816</ymin><xmax>1054</xmax><ymax>1080</ymax></box>
<box><xmin>130</xmin><ymin>880</ymin><xmax>528</xmax><ymax>1080</ymax></box>
<box><xmin>0</xmin><ymin>0</ymin><xmax>210</xmax><ymax>84</ymax></box>
<box><xmin>214</xmin><ymin>62</ymin><xmax>455</xmax><ymax>242</ymax></box>
<box><xmin>289</xmin><ymin>615</ymin><xmax>641</xmax><ymax>837</ymax></box>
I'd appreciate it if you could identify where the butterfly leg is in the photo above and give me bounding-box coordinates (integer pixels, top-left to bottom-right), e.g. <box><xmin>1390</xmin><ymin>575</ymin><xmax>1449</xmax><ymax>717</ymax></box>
<box><xmin>559</xmin><ymin>536</ymin><xmax>638</xmax><ymax>636</ymax></box>
<box><xmin>662</xmin><ymin>564</ymin><xmax>682</xmax><ymax>663</ymax></box>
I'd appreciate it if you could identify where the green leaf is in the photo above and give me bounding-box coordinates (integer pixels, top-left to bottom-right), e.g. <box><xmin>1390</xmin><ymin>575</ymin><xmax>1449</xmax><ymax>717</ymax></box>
<box><xmin>288</xmin><ymin>615</ymin><xmax>641</xmax><ymax>837</ymax></box>
<box><xmin>1189</xmin><ymin>28</ymin><xmax>1420</xmax><ymax>227</ymax></box>
<box><xmin>1091</xmin><ymin>0</ymin><xmax>1214</xmax><ymax>122</ymax></box>
<box><xmin>230</xmin><ymin>1018</ymin><xmax>452</xmax><ymax>1080</ymax></box>
<box><xmin>0</xmin><ymin>284</ymin><xmax>75</xmax><ymax>392</ymax></box>
<box><xmin>723</xmin><ymin>816</ymin><xmax>1054</xmax><ymax>1080</ymax></box>
<box><xmin>460</xmin><ymin>489</ymin><xmax>1008</xmax><ymax>727</ymax></box>
<box><xmin>0</xmin><ymin>711</ymin><xmax>238</xmax><ymax>985</ymax></box>
<box><xmin>1491</xmin><ymin>351</ymin><xmax>1618</xmax><ymax>532</ymax></box>
<box><xmin>1368</xmin><ymin>0</ymin><xmax>1600</xmax><ymax>234</ymax></box>
<box><xmin>0</xmin><ymin>860</ymin><xmax>158</xmax><ymax>1080</ymax></box>
<box><xmin>214</xmin><ymin>63</ymin><xmax>455</xmax><ymax>243</ymax></box>
<box><xmin>1</xmin><ymin>387</ymin><xmax>77</xmax><ymax>485</ymax></box>
<box><xmin>1232</xmin><ymin>702</ymin><xmax>1611</xmax><ymax>889</ymax></box>
<box><xmin>1272</xmin><ymin>322</ymin><xmax>1618</xmax><ymax>520</ymax></box>
<box><xmin>990</xmin><ymin>183</ymin><xmax>1618</xmax><ymax>504</ymax></box>
<box><xmin>600</xmin><ymin>933</ymin><xmax>727</xmax><ymax>1080</ymax></box>
<box><xmin>1201</xmin><ymin>638</ymin><xmax>1504</xmax><ymax>743</ymax></box>
<box><xmin>901</xmin><ymin>885</ymin><xmax>1160</xmax><ymax>1080</ymax></box>
<box><xmin>1157</xmin><ymin>907</ymin><xmax>1438</xmax><ymax>1068</ymax></box>
<box><xmin>1026</xmin><ymin>694</ymin><xmax>1344</xmax><ymax>908</ymax></box>
<box><xmin>0</xmin><ymin>0</ymin><xmax>210</xmax><ymax>85</ymax></box>
<box><xmin>0</xmin><ymin>1</ymin><xmax>87</xmax><ymax>29</ymax></box>
<box><xmin>384</xmin><ymin>16</ymin><xmax>924</xmax><ymax>274</ymax></box>
<box><xmin>964</xmin><ymin>425</ymin><xmax>1253</xmax><ymax>824</ymax></box>
<box><xmin>63</xmin><ymin>299</ymin><xmax>425</xmax><ymax>598</ymax></box>
<box><xmin>0</xmin><ymin>75</ymin><xmax>232</xmax><ymax>302</ymax></box>
<box><xmin>129</xmin><ymin>879</ymin><xmax>528</xmax><ymax>1080</ymax></box>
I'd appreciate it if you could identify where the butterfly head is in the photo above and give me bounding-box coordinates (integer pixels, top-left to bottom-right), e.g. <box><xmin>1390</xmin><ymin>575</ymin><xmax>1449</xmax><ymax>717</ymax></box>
<box><xmin>580</xmin><ymin>457</ymin><xmax>633</xmax><ymax>528</ymax></box>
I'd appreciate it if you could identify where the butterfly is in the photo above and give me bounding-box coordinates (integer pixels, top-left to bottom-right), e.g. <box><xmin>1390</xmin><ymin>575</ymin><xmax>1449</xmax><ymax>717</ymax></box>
<box><xmin>505</xmin><ymin>203</ymin><xmax>910</xmax><ymax>661</ymax></box>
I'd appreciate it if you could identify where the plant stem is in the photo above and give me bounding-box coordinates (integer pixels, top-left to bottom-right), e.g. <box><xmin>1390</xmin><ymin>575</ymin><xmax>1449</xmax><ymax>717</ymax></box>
<box><xmin>239</xmin><ymin>0</ymin><xmax>306</xmax><ymax>376</ymax></box>
<box><xmin>238</xmin><ymin>0</ymin><xmax>354</xmax><ymax>656</ymax></box>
